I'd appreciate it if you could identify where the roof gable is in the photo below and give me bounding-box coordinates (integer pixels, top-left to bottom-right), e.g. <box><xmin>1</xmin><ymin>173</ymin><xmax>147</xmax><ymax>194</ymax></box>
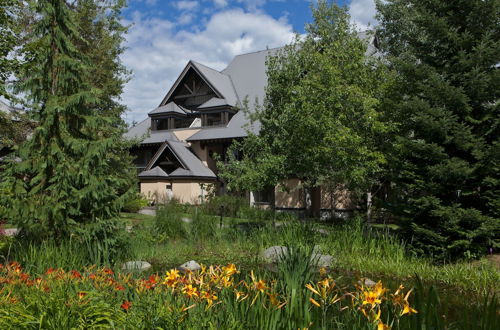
<box><xmin>159</xmin><ymin>61</ymin><xmax>238</xmax><ymax>109</ymax></box>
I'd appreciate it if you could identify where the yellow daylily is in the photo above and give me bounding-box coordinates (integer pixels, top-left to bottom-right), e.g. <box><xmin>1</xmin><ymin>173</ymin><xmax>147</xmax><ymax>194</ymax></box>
<box><xmin>378</xmin><ymin>322</ymin><xmax>391</xmax><ymax>330</ymax></box>
<box><xmin>401</xmin><ymin>303</ymin><xmax>418</xmax><ymax>316</ymax></box>
<box><xmin>309</xmin><ymin>297</ymin><xmax>321</xmax><ymax>307</ymax></box>
<box><xmin>182</xmin><ymin>284</ymin><xmax>199</xmax><ymax>298</ymax></box>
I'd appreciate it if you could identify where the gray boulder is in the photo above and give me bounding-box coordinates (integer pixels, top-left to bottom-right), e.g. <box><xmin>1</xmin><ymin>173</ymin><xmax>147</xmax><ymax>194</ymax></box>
<box><xmin>313</xmin><ymin>254</ymin><xmax>334</xmax><ymax>268</ymax></box>
<box><xmin>121</xmin><ymin>261</ymin><xmax>152</xmax><ymax>271</ymax></box>
<box><xmin>314</xmin><ymin>228</ymin><xmax>329</xmax><ymax>237</ymax></box>
<box><xmin>261</xmin><ymin>246</ymin><xmax>288</xmax><ymax>263</ymax></box>
<box><xmin>178</xmin><ymin>260</ymin><xmax>201</xmax><ymax>272</ymax></box>
<box><xmin>358</xmin><ymin>278</ymin><xmax>377</xmax><ymax>287</ymax></box>
<box><xmin>139</xmin><ymin>207</ymin><xmax>156</xmax><ymax>216</ymax></box>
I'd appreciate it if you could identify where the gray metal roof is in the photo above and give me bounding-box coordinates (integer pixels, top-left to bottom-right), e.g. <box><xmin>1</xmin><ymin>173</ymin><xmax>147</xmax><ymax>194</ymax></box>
<box><xmin>197</xmin><ymin>97</ymin><xmax>231</xmax><ymax>109</ymax></box>
<box><xmin>141</xmin><ymin>131</ymin><xmax>177</xmax><ymax>144</ymax></box>
<box><xmin>124</xmin><ymin>118</ymin><xmax>151</xmax><ymax>140</ymax></box>
<box><xmin>138</xmin><ymin>166</ymin><xmax>169</xmax><ymax>178</ymax></box>
<box><xmin>187</xmin><ymin>48</ymin><xmax>275</xmax><ymax>141</ymax></box>
<box><xmin>167</xmin><ymin>140</ymin><xmax>216</xmax><ymax>178</ymax></box>
<box><xmin>191</xmin><ymin>61</ymin><xmax>239</xmax><ymax>107</ymax></box>
<box><xmin>149</xmin><ymin>102</ymin><xmax>188</xmax><ymax>116</ymax></box>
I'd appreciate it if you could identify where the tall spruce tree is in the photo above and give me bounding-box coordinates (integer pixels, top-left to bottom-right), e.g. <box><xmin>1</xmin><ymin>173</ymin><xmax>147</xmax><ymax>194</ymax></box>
<box><xmin>377</xmin><ymin>0</ymin><xmax>500</xmax><ymax>260</ymax></box>
<box><xmin>0</xmin><ymin>0</ymin><xmax>134</xmax><ymax>243</ymax></box>
<box><xmin>0</xmin><ymin>0</ymin><xmax>19</xmax><ymax>98</ymax></box>
<box><xmin>72</xmin><ymin>0</ymin><xmax>130</xmax><ymax>119</ymax></box>
<box><xmin>219</xmin><ymin>1</ymin><xmax>392</xmax><ymax>216</ymax></box>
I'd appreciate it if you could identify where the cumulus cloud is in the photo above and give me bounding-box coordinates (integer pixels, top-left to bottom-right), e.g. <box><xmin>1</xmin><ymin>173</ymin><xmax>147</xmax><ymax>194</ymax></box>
<box><xmin>173</xmin><ymin>1</ymin><xmax>199</xmax><ymax>11</ymax></box>
<box><xmin>212</xmin><ymin>0</ymin><xmax>228</xmax><ymax>7</ymax></box>
<box><xmin>348</xmin><ymin>0</ymin><xmax>378</xmax><ymax>31</ymax></box>
<box><xmin>121</xmin><ymin>9</ymin><xmax>294</xmax><ymax>122</ymax></box>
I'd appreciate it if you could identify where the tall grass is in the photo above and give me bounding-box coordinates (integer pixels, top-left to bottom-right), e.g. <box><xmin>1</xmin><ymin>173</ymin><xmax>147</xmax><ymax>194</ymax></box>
<box><xmin>319</xmin><ymin>218</ymin><xmax>499</xmax><ymax>293</ymax></box>
<box><xmin>7</xmin><ymin>239</ymin><xmax>92</xmax><ymax>275</ymax></box>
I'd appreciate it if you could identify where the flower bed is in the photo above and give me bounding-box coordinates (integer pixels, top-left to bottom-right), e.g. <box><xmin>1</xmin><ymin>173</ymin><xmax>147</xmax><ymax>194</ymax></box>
<box><xmin>0</xmin><ymin>262</ymin><xmax>418</xmax><ymax>329</ymax></box>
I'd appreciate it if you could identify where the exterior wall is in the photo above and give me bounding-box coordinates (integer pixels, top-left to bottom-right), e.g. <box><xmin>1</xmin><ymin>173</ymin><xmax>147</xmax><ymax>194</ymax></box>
<box><xmin>275</xmin><ymin>179</ymin><xmax>305</xmax><ymax>209</ymax></box>
<box><xmin>140</xmin><ymin>179</ymin><xmax>216</xmax><ymax>204</ymax></box>
<box><xmin>190</xmin><ymin>141</ymin><xmax>209</xmax><ymax>167</ymax></box>
<box><xmin>188</xmin><ymin>141</ymin><xmax>223</xmax><ymax>174</ymax></box>
<box><xmin>205</xmin><ymin>144</ymin><xmax>223</xmax><ymax>174</ymax></box>
<box><xmin>173</xmin><ymin>128</ymin><xmax>201</xmax><ymax>142</ymax></box>
<box><xmin>274</xmin><ymin>179</ymin><xmax>355</xmax><ymax>211</ymax></box>
<box><xmin>320</xmin><ymin>186</ymin><xmax>355</xmax><ymax>210</ymax></box>
<box><xmin>140</xmin><ymin>180</ymin><xmax>169</xmax><ymax>202</ymax></box>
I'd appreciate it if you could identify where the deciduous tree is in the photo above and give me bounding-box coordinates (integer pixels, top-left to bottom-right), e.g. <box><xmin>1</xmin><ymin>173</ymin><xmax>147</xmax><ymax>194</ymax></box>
<box><xmin>220</xmin><ymin>1</ymin><xmax>392</xmax><ymax>217</ymax></box>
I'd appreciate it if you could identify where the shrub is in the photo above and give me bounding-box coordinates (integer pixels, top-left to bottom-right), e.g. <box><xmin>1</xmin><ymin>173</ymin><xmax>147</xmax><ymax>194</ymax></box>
<box><xmin>154</xmin><ymin>202</ymin><xmax>187</xmax><ymax>240</ymax></box>
<box><xmin>122</xmin><ymin>194</ymin><xmax>148</xmax><ymax>213</ymax></box>
<box><xmin>190</xmin><ymin>211</ymin><xmax>218</xmax><ymax>240</ymax></box>
<box><xmin>201</xmin><ymin>195</ymin><xmax>248</xmax><ymax>217</ymax></box>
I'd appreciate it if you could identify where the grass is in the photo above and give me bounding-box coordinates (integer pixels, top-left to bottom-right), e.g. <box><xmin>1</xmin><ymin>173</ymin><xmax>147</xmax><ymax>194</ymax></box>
<box><xmin>119</xmin><ymin>209</ymin><xmax>498</xmax><ymax>294</ymax></box>
<box><xmin>1</xmin><ymin>205</ymin><xmax>496</xmax><ymax>328</ymax></box>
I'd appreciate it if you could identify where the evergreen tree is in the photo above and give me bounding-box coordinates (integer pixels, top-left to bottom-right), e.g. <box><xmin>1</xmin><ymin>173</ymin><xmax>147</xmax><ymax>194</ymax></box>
<box><xmin>0</xmin><ymin>0</ymin><xmax>134</xmax><ymax>244</ymax></box>
<box><xmin>377</xmin><ymin>0</ymin><xmax>500</xmax><ymax>260</ymax></box>
<box><xmin>71</xmin><ymin>0</ymin><xmax>130</xmax><ymax>119</ymax></box>
<box><xmin>0</xmin><ymin>0</ymin><xmax>19</xmax><ymax>98</ymax></box>
<box><xmin>219</xmin><ymin>1</ymin><xmax>392</xmax><ymax>216</ymax></box>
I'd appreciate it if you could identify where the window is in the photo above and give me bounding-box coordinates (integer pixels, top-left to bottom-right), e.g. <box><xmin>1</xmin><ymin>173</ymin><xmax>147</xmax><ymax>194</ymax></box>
<box><xmin>153</xmin><ymin>118</ymin><xmax>168</xmax><ymax>130</ymax></box>
<box><xmin>174</xmin><ymin>118</ymin><xmax>193</xmax><ymax>129</ymax></box>
<box><xmin>253</xmin><ymin>186</ymin><xmax>274</xmax><ymax>204</ymax></box>
<box><xmin>206</xmin><ymin>113</ymin><xmax>223</xmax><ymax>126</ymax></box>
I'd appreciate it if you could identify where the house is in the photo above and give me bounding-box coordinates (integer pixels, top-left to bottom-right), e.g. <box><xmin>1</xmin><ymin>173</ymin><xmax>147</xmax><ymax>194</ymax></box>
<box><xmin>126</xmin><ymin>32</ymin><xmax>380</xmax><ymax>216</ymax></box>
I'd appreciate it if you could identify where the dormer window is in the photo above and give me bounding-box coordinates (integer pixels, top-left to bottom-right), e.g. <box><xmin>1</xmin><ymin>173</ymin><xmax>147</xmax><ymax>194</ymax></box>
<box><xmin>149</xmin><ymin>61</ymin><xmax>240</xmax><ymax>130</ymax></box>
<box><xmin>200</xmin><ymin>111</ymin><xmax>235</xmax><ymax>127</ymax></box>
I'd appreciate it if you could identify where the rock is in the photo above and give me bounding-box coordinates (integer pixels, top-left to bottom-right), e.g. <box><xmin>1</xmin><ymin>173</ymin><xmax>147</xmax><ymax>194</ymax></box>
<box><xmin>121</xmin><ymin>261</ymin><xmax>152</xmax><ymax>271</ymax></box>
<box><xmin>313</xmin><ymin>254</ymin><xmax>334</xmax><ymax>268</ymax></box>
<box><xmin>3</xmin><ymin>228</ymin><xmax>18</xmax><ymax>237</ymax></box>
<box><xmin>181</xmin><ymin>217</ymin><xmax>192</xmax><ymax>224</ymax></box>
<box><xmin>139</xmin><ymin>207</ymin><xmax>156</xmax><ymax>216</ymax></box>
<box><xmin>312</xmin><ymin>245</ymin><xmax>322</xmax><ymax>255</ymax></box>
<box><xmin>358</xmin><ymin>278</ymin><xmax>377</xmax><ymax>288</ymax></box>
<box><xmin>125</xmin><ymin>225</ymin><xmax>133</xmax><ymax>233</ymax></box>
<box><xmin>178</xmin><ymin>260</ymin><xmax>201</xmax><ymax>272</ymax></box>
<box><xmin>314</xmin><ymin>228</ymin><xmax>329</xmax><ymax>237</ymax></box>
<box><xmin>261</xmin><ymin>246</ymin><xmax>288</xmax><ymax>263</ymax></box>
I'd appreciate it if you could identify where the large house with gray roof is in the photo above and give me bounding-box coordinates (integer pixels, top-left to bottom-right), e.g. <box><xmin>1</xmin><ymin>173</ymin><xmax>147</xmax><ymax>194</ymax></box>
<box><xmin>126</xmin><ymin>33</ymin><xmax>380</xmax><ymax>212</ymax></box>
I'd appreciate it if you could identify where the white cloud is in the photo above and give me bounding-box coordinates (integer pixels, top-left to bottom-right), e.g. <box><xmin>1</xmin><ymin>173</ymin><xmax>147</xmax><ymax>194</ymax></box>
<box><xmin>348</xmin><ymin>0</ymin><xmax>378</xmax><ymax>31</ymax></box>
<box><xmin>121</xmin><ymin>9</ymin><xmax>294</xmax><ymax>122</ymax></box>
<box><xmin>212</xmin><ymin>0</ymin><xmax>228</xmax><ymax>7</ymax></box>
<box><xmin>236</xmin><ymin>0</ymin><xmax>267</xmax><ymax>11</ymax></box>
<box><xmin>177</xmin><ymin>12</ymin><xmax>195</xmax><ymax>25</ymax></box>
<box><xmin>173</xmin><ymin>1</ymin><xmax>199</xmax><ymax>11</ymax></box>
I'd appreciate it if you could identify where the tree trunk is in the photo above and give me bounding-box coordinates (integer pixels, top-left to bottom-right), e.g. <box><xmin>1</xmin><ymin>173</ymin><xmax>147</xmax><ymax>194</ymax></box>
<box><xmin>366</xmin><ymin>191</ymin><xmax>372</xmax><ymax>223</ymax></box>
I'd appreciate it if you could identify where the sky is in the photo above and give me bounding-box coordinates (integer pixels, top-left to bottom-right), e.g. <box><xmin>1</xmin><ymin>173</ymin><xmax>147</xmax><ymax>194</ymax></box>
<box><xmin>121</xmin><ymin>0</ymin><xmax>378</xmax><ymax>123</ymax></box>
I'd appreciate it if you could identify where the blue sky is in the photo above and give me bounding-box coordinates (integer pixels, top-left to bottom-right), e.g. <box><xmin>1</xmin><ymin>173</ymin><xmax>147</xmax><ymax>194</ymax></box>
<box><xmin>121</xmin><ymin>0</ymin><xmax>378</xmax><ymax>123</ymax></box>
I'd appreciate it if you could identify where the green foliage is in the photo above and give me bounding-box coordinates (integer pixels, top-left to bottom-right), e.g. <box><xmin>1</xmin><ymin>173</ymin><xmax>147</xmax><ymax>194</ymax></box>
<box><xmin>122</xmin><ymin>193</ymin><xmax>148</xmax><ymax>213</ymax></box>
<box><xmin>202</xmin><ymin>195</ymin><xmax>248</xmax><ymax>217</ymax></box>
<box><xmin>72</xmin><ymin>0</ymin><xmax>131</xmax><ymax>119</ymax></box>
<box><xmin>0</xmin><ymin>0</ymin><xmax>21</xmax><ymax>98</ymax></box>
<box><xmin>219</xmin><ymin>1</ymin><xmax>393</xmax><ymax>211</ymax></box>
<box><xmin>376</xmin><ymin>0</ymin><xmax>500</xmax><ymax>260</ymax></box>
<box><xmin>10</xmin><ymin>240</ymin><xmax>92</xmax><ymax>274</ymax></box>
<box><xmin>0</xmin><ymin>0</ymin><xmax>135</xmax><ymax>243</ymax></box>
<box><xmin>190</xmin><ymin>211</ymin><xmax>218</xmax><ymax>240</ymax></box>
<box><xmin>154</xmin><ymin>202</ymin><xmax>188</xmax><ymax>240</ymax></box>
